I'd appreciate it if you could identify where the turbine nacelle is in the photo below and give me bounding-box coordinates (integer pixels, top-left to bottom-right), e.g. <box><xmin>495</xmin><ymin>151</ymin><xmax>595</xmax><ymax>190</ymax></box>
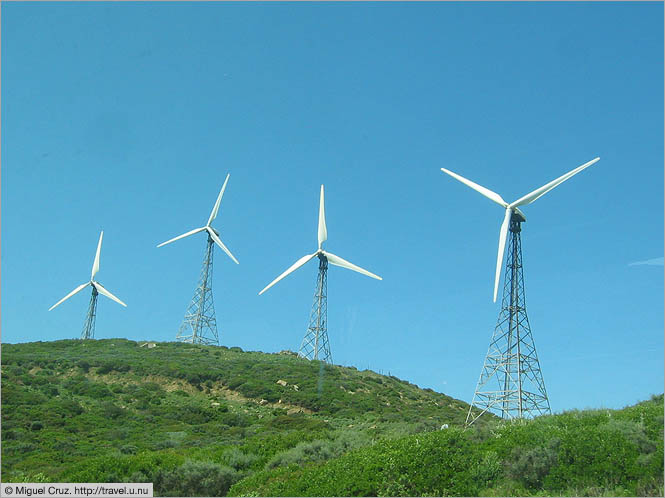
<box><xmin>157</xmin><ymin>173</ymin><xmax>239</xmax><ymax>265</ymax></box>
<box><xmin>512</xmin><ymin>208</ymin><xmax>527</xmax><ymax>223</ymax></box>
<box><xmin>259</xmin><ymin>184</ymin><xmax>381</xmax><ymax>296</ymax></box>
<box><xmin>441</xmin><ymin>157</ymin><xmax>600</xmax><ymax>302</ymax></box>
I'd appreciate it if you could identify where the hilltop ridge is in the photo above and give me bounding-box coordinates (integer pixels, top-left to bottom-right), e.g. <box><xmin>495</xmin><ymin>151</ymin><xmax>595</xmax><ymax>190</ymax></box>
<box><xmin>1</xmin><ymin>339</ymin><xmax>479</xmax><ymax>488</ymax></box>
<box><xmin>2</xmin><ymin>339</ymin><xmax>662</xmax><ymax>497</ymax></box>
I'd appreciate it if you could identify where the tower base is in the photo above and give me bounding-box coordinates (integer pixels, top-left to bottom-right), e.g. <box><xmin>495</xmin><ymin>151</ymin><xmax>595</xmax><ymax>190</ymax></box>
<box><xmin>466</xmin><ymin>214</ymin><xmax>550</xmax><ymax>425</ymax></box>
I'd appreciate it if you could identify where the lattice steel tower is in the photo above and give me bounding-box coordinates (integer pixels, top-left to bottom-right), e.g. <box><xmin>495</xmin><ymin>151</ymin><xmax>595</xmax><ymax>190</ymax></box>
<box><xmin>466</xmin><ymin>212</ymin><xmax>551</xmax><ymax>425</ymax></box>
<box><xmin>176</xmin><ymin>234</ymin><xmax>220</xmax><ymax>345</ymax></box>
<box><xmin>299</xmin><ymin>253</ymin><xmax>332</xmax><ymax>363</ymax></box>
<box><xmin>157</xmin><ymin>174</ymin><xmax>239</xmax><ymax>346</ymax></box>
<box><xmin>81</xmin><ymin>287</ymin><xmax>99</xmax><ymax>340</ymax></box>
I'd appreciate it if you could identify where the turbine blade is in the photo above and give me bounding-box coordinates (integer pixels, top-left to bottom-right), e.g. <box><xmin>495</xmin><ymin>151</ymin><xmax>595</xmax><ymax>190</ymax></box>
<box><xmin>206</xmin><ymin>227</ymin><xmax>239</xmax><ymax>264</ymax></box>
<box><xmin>441</xmin><ymin>168</ymin><xmax>508</xmax><ymax>207</ymax></box>
<box><xmin>207</xmin><ymin>174</ymin><xmax>230</xmax><ymax>226</ymax></box>
<box><xmin>259</xmin><ymin>252</ymin><xmax>319</xmax><ymax>295</ymax></box>
<box><xmin>91</xmin><ymin>231</ymin><xmax>103</xmax><ymax>279</ymax></box>
<box><xmin>510</xmin><ymin>157</ymin><xmax>600</xmax><ymax>208</ymax></box>
<box><xmin>318</xmin><ymin>185</ymin><xmax>327</xmax><ymax>249</ymax></box>
<box><xmin>322</xmin><ymin>251</ymin><xmax>382</xmax><ymax>280</ymax></box>
<box><xmin>49</xmin><ymin>282</ymin><xmax>90</xmax><ymax>311</ymax></box>
<box><xmin>493</xmin><ymin>208</ymin><xmax>512</xmax><ymax>303</ymax></box>
<box><xmin>93</xmin><ymin>282</ymin><xmax>127</xmax><ymax>307</ymax></box>
<box><xmin>157</xmin><ymin>227</ymin><xmax>206</xmax><ymax>248</ymax></box>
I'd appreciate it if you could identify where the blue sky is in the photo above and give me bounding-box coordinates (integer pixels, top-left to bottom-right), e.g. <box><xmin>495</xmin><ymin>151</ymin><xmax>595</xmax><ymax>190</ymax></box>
<box><xmin>2</xmin><ymin>2</ymin><xmax>662</xmax><ymax>413</ymax></box>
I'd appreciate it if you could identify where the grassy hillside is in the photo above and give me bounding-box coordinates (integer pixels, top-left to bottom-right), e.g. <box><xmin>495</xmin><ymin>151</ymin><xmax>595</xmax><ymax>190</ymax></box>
<box><xmin>1</xmin><ymin>339</ymin><xmax>480</xmax><ymax>494</ymax></box>
<box><xmin>1</xmin><ymin>339</ymin><xmax>662</xmax><ymax>497</ymax></box>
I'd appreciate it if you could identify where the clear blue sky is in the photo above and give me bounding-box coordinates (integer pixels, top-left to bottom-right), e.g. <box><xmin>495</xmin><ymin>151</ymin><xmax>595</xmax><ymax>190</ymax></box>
<box><xmin>2</xmin><ymin>2</ymin><xmax>662</xmax><ymax>413</ymax></box>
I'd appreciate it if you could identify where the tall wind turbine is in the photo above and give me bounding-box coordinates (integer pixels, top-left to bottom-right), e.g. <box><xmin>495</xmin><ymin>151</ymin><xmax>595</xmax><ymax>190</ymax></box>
<box><xmin>158</xmin><ymin>173</ymin><xmax>238</xmax><ymax>346</ymax></box>
<box><xmin>49</xmin><ymin>231</ymin><xmax>127</xmax><ymax>339</ymax></box>
<box><xmin>441</xmin><ymin>157</ymin><xmax>600</xmax><ymax>425</ymax></box>
<box><xmin>259</xmin><ymin>185</ymin><xmax>382</xmax><ymax>364</ymax></box>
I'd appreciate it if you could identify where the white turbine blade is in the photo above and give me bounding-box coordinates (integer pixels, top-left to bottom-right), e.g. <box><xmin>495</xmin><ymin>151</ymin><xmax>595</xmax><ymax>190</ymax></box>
<box><xmin>91</xmin><ymin>231</ymin><xmax>103</xmax><ymax>279</ymax></box>
<box><xmin>259</xmin><ymin>252</ymin><xmax>319</xmax><ymax>295</ymax></box>
<box><xmin>157</xmin><ymin>227</ymin><xmax>206</xmax><ymax>248</ymax></box>
<box><xmin>493</xmin><ymin>208</ymin><xmax>512</xmax><ymax>303</ymax></box>
<box><xmin>510</xmin><ymin>157</ymin><xmax>600</xmax><ymax>208</ymax></box>
<box><xmin>323</xmin><ymin>251</ymin><xmax>382</xmax><ymax>281</ymax></box>
<box><xmin>207</xmin><ymin>174</ymin><xmax>230</xmax><ymax>226</ymax></box>
<box><xmin>318</xmin><ymin>185</ymin><xmax>327</xmax><ymax>249</ymax></box>
<box><xmin>49</xmin><ymin>282</ymin><xmax>90</xmax><ymax>311</ymax></box>
<box><xmin>206</xmin><ymin>227</ymin><xmax>239</xmax><ymax>264</ymax></box>
<box><xmin>441</xmin><ymin>168</ymin><xmax>508</xmax><ymax>207</ymax></box>
<box><xmin>93</xmin><ymin>282</ymin><xmax>127</xmax><ymax>307</ymax></box>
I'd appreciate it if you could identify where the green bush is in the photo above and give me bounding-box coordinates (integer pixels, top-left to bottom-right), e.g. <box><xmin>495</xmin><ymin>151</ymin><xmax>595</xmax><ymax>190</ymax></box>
<box><xmin>222</xmin><ymin>448</ymin><xmax>258</xmax><ymax>471</ymax></box>
<box><xmin>266</xmin><ymin>439</ymin><xmax>336</xmax><ymax>469</ymax></box>
<box><xmin>266</xmin><ymin>430</ymin><xmax>371</xmax><ymax>470</ymax></box>
<box><xmin>471</xmin><ymin>450</ymin><xmax>502</xmax><ymax>490</ymax></box>
<box><xmin>266</xmin><ymin>414</ymin><xmax>329</xmax><ymax>431</ymax></box>
<box><xmin>97</xmin><ymin>361</ymin><xmax>131</xmax><ymax>375</ymax></box>
<box><xmin>506</xmin><ymin>443</ymin><xmax>559</xmax><ymax>488</ymax></box>
<box><xmin>101</xmin><ymin>402</ymin><xmax>125</xmax><ymax>420</ymax></box>
<box><xmin>155</xmin><ymin>460</ymin><xmax>241</xmax><ymax>497</ymax></box>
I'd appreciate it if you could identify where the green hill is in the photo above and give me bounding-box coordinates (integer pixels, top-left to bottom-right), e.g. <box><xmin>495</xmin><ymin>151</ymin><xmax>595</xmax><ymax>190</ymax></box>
<box><xmin>1</xmin><ymin>339</ymin><xmax>662</xmax><ymax>497</ymax></box>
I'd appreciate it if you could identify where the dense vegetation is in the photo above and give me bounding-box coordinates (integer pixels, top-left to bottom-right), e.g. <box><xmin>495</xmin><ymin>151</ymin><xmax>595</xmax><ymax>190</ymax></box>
<box><xmin>231</xmin><ymin>396</ymin><xmax>664</xmax><ymax>497</ymax></box>
<box><xmin>2</xmin><ymin>339</ymin><xmax>662</xmax><ymax>497</ymax></box>
<box><xmin>1</xmin><ymin>339</ymin><xmax>477</xmax><ymax>494</ymax></box>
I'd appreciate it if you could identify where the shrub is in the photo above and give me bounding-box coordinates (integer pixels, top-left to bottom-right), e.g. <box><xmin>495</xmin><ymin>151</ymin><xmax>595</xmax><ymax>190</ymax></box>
<box><xmin>97</xmin><ymin>361</ymin><xmax>130</xmax><ymax>375</ymax></box>
<box><xmin>471</xmin><ymin>450</ymin><xmax>502</xmax><ymax>489</ymax></box>
<box><xmin>3</xmin><ymin>430</ymin><xmax>18</xmax><ymax>440</ymax></box>
<box><xmin>506</xmin><ymin>443</ymin><xmax>559</xmax><ymax>488</ymax></box>
<box><xmin>266</xmin><ymin>414</ymin><xmax>328</xmax><ymax>431</ymax></box>
<box><xmin>155</xmin><ymin>460</ymin><xmax>240</xmax><ymax>497</ymax></box>
<box><xmin>266</xmin><ymin>439</ymin><xmax>335</xmax><ymax>469</ymax></box>
<box><xmin>264</xmin><ymin>430</ymin><xmax>371</xmax><ymax>471</ymax></box>
<box><xmin>6</xmin><ymin>442</ymin><xmax>36</xmax><ymax>454</ymax></box>
<box><xmin>4</xmin><ymin>471</ymin><xmax>50</xmax><ymax>483</ymax></box>
<box><xmin>101</xmin><ymin>402</ymin><xmax>125</xmax><ymax>420</ymax></box>
<box><xmin>59</xmin><ymin>399</ymin><xmax>84</xmax><ymax>417</ymax></box>
<box><xmin>222</xmin><ymin>448</ymin><xmax>259</xmax><ymax>471</ymax></box>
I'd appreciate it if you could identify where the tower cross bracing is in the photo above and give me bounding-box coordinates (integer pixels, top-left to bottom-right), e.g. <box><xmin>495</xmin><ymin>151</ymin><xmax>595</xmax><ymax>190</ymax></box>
<box><xmin>176</xmin><ymin>235</ymin><xmax>219</xmax><ymax>345</ymax></box>
<box><xmin>466</xmin><ymin>213</ymin><xmax>551</xmax><ymax>425</ymax></box>
<box><xmin>81</xmin><ymin>286</ymin><xmax>99</xmax><ymax>340</ymax></box>
<box><xmin>299</xmin><ymin>253</ymin><xmax>332</xmax><ymax>363</ymax></box>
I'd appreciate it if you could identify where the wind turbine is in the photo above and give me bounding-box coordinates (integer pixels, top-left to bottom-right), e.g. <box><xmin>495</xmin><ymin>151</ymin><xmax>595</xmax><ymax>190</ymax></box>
<box><xmin>259</xmin><ymin>185</ymin><xmax>382</xmax><ymax>364</ymax></box>
<box><xmin>49</xmin><ymin>231</ymin><xmax>127</xmax><ymax>339</ymax></box>
<box><xmin>440</xmin><ymin>157</ymin><xmax>600</xmax><ymax>425</ymax></box>
<box><xmin>158</xmin><ymin>173</ymin><xmax>238</xmax><ymax>345</ymax></box>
